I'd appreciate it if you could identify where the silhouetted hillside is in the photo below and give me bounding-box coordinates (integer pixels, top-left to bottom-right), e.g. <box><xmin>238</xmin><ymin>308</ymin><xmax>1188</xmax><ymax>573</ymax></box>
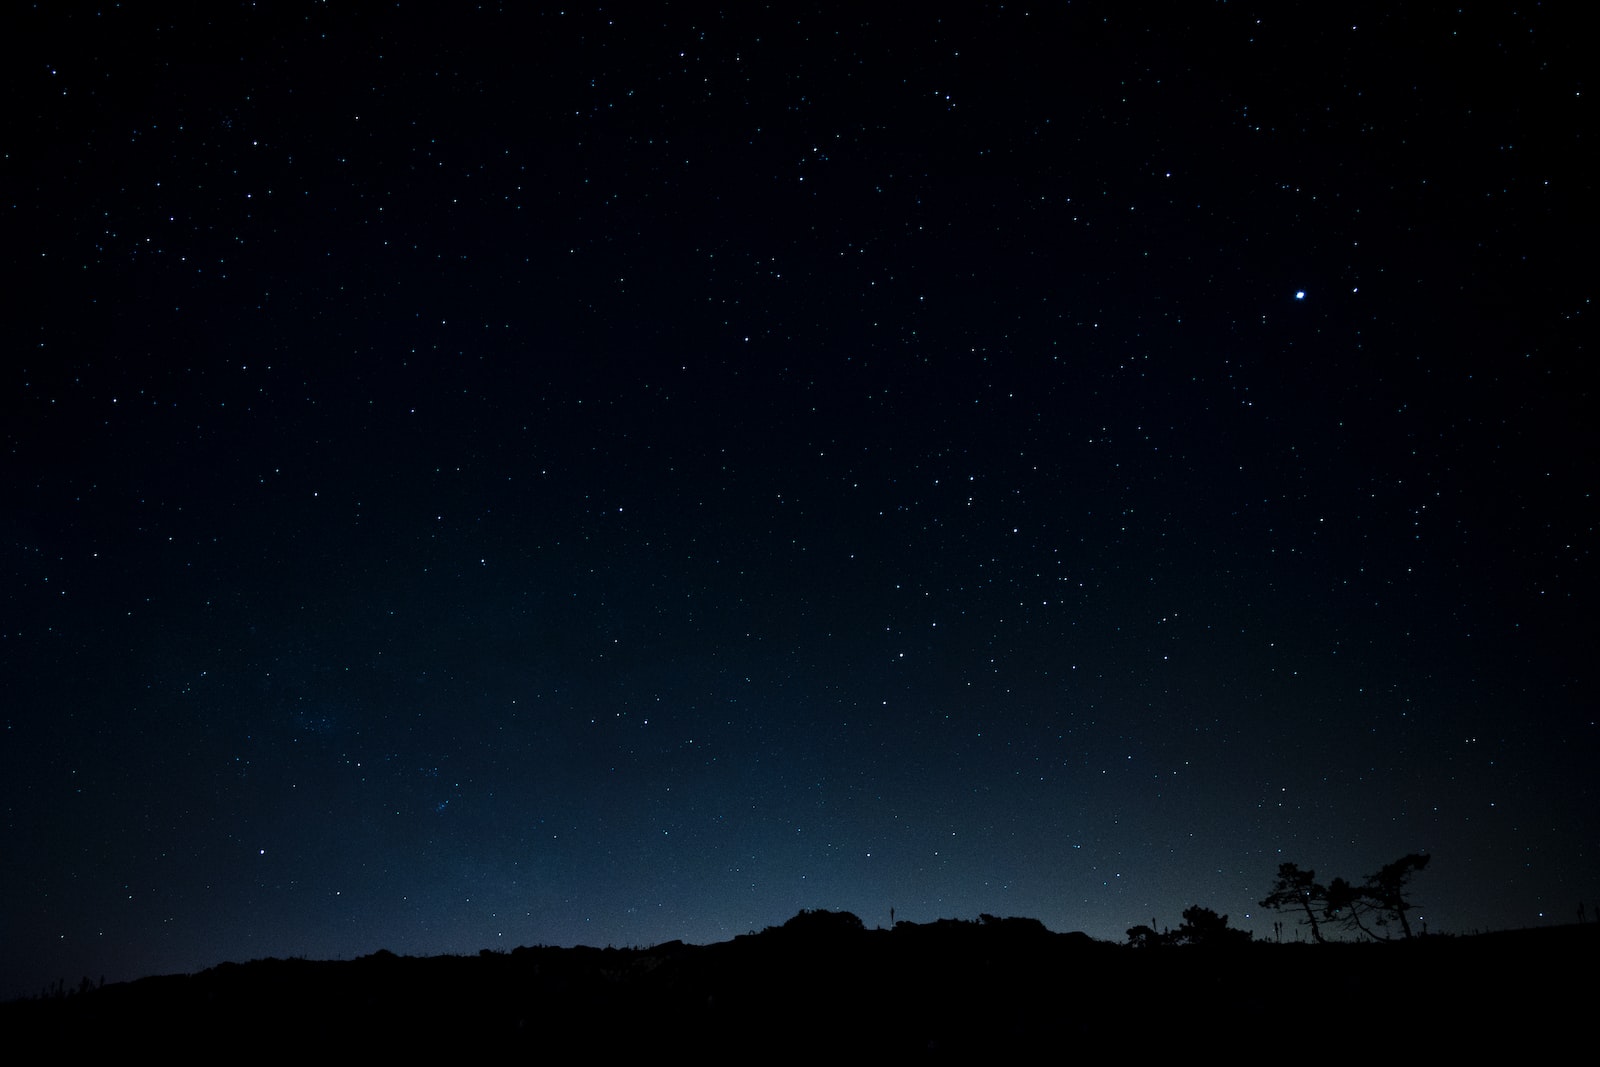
<box><xmin>4</xmin><ymin>913</ymin><xmax>1591</xmax><ymax>1055</ymax></box>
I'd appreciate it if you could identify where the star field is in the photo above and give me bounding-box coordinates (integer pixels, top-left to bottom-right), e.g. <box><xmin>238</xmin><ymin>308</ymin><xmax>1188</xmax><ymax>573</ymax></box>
<box><xmin>3</xmin><ymin>3</ymin><xmax>1594</xmax><ymax>997</ymax></box>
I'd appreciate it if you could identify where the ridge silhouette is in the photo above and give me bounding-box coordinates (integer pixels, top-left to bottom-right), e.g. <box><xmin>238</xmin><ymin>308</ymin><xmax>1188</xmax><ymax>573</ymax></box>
<box><xmin>3</xmin><ymin>911</ymin><xmax>1589</xmax><ymax>1055</ymax></box>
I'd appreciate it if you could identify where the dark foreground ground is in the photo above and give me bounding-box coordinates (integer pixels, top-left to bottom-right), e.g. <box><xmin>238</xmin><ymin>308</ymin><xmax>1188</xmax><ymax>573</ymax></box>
<box><xmin>4</xmin><ymin>916</ymin><xmax>1593</xmax><ymax>1055</ymax></box>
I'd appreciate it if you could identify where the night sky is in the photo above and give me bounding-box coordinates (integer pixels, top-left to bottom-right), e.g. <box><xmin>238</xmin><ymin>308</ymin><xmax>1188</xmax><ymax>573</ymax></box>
<box><xmin>4</xmin><ymin>3</ymin><xmax>1594</xmax><ymax>997</ymax></box>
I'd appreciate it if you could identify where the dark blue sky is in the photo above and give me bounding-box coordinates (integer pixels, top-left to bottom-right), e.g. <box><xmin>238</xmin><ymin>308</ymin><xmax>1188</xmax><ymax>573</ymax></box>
<box><xmin>4</xmin><ymin>2</ymin><xmax>1593</xmax><ymax>997</ymax></box>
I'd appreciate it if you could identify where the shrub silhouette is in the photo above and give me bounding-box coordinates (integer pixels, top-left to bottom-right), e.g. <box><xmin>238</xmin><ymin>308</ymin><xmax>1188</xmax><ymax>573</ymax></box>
<box><xmin>779</xmin><ymin>908</ymin><xmax>866</xmax><ymax>939</ymax></box>
<box><xmin>1129</xmin><ymin>907</ymin><xmax>1251</xmax><ymax>947</ymax></box>
<box><xmin>1175</xmin><ymin>906</ymin><xmax>1252</xmax><ymax>947</ymax></box>
<box><xmin>1125</xmin><ymin>923</ymin><xmax>1172</xmax><ymax>949</ymax></box>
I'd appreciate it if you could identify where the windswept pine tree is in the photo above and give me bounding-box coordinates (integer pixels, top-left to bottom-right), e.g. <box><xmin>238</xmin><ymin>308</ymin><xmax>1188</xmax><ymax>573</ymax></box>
<box><xmin>1259</xmin><ymin>863</ymin><xmax>1329</xmax><ymax>943</ymax></box>
<box><xmin>1263</xmin><ymin>854</ymin><xmax>1433</xmax><ymax>942</ymax></box>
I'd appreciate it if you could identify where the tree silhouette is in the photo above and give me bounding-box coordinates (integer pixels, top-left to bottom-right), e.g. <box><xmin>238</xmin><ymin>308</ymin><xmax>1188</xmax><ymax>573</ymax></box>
<box><xmin>1325</xmin><ymin>876</ymin><xmax>1385</xmax><ymax>940</ymax></box>
<box><xmin>1280</xmin><ymin>853</ymin><xmax>1433</xmax><ymax>941</ymax></box>
<box><xmin>1363</xmin><ymin>853</ymin><xmax>1430</xmax><ymax>939</ymax></box>
<box><xmin>1259</xmin><ymin>863</ymin><xmax>1329</xmax><ymax>943</ymax></box>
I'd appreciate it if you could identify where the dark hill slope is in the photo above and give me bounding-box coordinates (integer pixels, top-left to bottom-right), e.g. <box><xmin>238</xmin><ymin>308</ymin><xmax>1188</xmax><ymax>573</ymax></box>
<box><xmin>4</xmin><ymin>918</ymin><xmax>1591</xmax><ymax>1055</ymax></box>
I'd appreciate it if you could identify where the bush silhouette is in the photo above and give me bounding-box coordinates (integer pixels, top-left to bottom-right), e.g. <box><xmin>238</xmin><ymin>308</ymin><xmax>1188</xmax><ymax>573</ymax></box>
<box><xmin>779</xmin><ymin>908</ymin><xmax>866</xmax><ymax>938</ymax></box>
<box><xmin>1175</xmin><ymin>905</ymin><xmax>1252</xmax><ymax>947</ymax></box>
